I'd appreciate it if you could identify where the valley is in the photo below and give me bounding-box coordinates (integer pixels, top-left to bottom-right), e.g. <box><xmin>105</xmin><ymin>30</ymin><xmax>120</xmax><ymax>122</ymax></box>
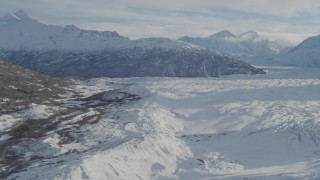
<box><xmin>1</xmin><ymin>7</ymin><xmax>320</xmax><ymax>180</ymax></box>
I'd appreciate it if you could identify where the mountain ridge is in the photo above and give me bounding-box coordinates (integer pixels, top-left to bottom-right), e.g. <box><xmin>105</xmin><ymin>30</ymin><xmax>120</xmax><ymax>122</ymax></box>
<box><xmin>0</xmin><ymin>10</ymin><xmax>129</xmax><ymax>50</ymax></box>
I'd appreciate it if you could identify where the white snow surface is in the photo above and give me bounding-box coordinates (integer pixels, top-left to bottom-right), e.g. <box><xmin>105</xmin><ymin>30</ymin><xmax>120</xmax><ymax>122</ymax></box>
<box><xmin>23</xmin><ymin>103</ymin><xmax>59</xmax><ymax>120</ymax></box>
<box><xmin>4</xmin><ymin>66</ymin><xmax>320</xmax><ymax>179</ymax></box>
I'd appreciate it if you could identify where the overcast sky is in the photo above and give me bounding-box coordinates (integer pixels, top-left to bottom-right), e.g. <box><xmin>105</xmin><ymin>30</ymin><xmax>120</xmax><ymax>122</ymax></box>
<box><xmin>1</xmin><ymin>0</ymin><xmax>320</xmax><ymax>44</ymax></box>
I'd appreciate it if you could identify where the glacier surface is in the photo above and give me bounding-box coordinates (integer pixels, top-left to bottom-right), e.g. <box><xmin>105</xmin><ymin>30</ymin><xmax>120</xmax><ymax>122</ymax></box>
<box><xmin>2</xmin><ymin>66</ymin><xmax>320</xmax><ymax>180</ymax></box>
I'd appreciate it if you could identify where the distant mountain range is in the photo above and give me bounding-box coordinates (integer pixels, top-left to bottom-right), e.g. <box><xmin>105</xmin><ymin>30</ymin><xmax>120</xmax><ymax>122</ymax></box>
<box><xmin>0</xmin><ymin>10</ymin><xmax>265</xmax><ymax>77</ymax></box>
<box><xmin>3</xmin><ymin>10</ymin><xmax>319</xmax><ymax>70</ymax></box>
<box><xmin>179</xmin><ymin>30</ymin><xmax>293</xmax><ymax>61</ymax></box>
<box><xmin>179</xmin><ymin>29</ymin><xmax>320</xmax><ymax>68</ymax></box>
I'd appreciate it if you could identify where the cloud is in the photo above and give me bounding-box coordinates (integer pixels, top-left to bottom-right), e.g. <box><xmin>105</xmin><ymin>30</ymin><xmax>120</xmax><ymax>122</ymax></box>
<box><xmin>0</xmin><ymin>0</ymin><xmax>319</xmax><ymax>44</ymax></box>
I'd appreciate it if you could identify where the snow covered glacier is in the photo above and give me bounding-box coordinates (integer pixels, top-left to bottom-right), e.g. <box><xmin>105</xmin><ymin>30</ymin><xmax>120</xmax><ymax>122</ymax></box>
<box><xmin>2</xmin><ymin>66</ymin><xmax>320</xmax><ymax>180</ymax></box>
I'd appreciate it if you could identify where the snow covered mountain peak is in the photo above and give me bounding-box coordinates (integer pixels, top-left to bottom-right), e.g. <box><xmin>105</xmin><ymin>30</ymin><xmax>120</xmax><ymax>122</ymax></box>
<box><xmin>209</xmin><ymin>30</ymin><xmax>236</xmax><ymax>39</ymax></box>
<box><xmin>0</xmin><ymin>10</ymin><xmax>34</xmax><ymax>24</ymax></box>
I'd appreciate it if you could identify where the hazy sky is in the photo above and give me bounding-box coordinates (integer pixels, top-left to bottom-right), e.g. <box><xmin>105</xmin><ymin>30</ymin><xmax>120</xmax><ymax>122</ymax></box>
<box><xmin>1</xmin><ymin>0</ymin><xmax>320</xmax><ymax>44</ymax></box>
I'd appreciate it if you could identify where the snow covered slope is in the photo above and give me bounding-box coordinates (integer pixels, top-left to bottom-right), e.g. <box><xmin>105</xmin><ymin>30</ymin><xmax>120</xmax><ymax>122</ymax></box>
<box><xmin>274</xmin><ymin>35</ymin><xmax>320</xmax><ymax>67</ymax></box>
<box><xmin>179</xmin><ymin>30</ymin><xmax>292</xmax><ymax>62</ymax></box>
<box><xmin>2</xmin><ymin>66</ymin><xmax>320</xmax><ymax>179</ymax></box>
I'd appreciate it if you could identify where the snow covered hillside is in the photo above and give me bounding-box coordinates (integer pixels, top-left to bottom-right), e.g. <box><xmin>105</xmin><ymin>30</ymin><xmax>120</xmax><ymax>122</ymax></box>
<box><xmin>2</xmin><ymin>65</ymin><xmax>320</xmax><ymax>179</ymax></box>
<box><xmin>179</xmin><ymin>30</ymin><xmax>293</xmax><ymax>63</ymax></box>
<box><xmin>0</xmin><ymin>10</ymin><xmax>193</xmax><ymax>50</ymax></box>
<box><xmin>274</xmin><ymin>35</ymin><xmax>320</xmax><ymax>67</ymax></box>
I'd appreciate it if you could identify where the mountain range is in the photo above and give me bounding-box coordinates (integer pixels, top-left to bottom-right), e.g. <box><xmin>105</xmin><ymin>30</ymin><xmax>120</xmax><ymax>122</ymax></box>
<box><xmin>179</xmin><ymin>30</ymin><xmax>320</xmax><ymax>67</ymax></box>
<box><xmin>179</xmin><ymin>30</ymin><xmax>293</xmax><ymax>60</ymax></box>
<box><xmin>1</xmin><ymin>10</ymin><xmax>319</xmax><ymax>71</ymax></box>
<box><xmin>0</xmin><ymin>10</ymin><xmax>264</xmax><ymax>77</ymax></box>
